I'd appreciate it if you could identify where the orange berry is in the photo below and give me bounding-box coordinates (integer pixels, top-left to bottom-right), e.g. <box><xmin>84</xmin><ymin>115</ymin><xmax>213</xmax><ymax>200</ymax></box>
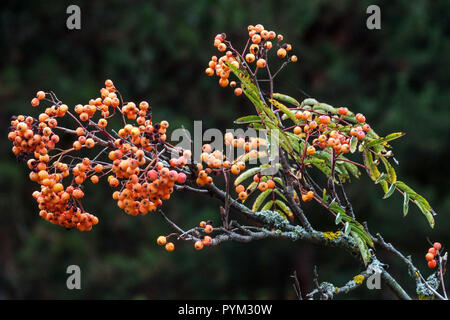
<box><xmin>266</xmin><ymin>179</ymin><xmax>275</xmax><ymax>189</ymax></box>
<box><xmin>306</xmin><ymin>146</ymin><xmax>316</xmax><ymax>155</ymax></box>
<box><xmin>91</xmin><ymin>175</ymin><xmax>99</xmax><ymax>184</ymax></box>
<box><xmin>204</xmin><ymin>224</ymin><xmax>213</xmax><ymax>234</ymax></box>
<box><xmin>277</xmin><ymin>48</ymin><xmax>287</xmax><ymax>58</ymax></box>
<box><xmin>199</xmin><ymin>221</ymin><xmax>207</xmax><ymax>228</ymax></box>
<box><xmin>290</xmin><ymin>55</ymin><xmax>298</xmax><ymax>62</ymax></box>
<box><xmin>31</xmin><ymin>98</ymin><xmax>40</xmax><ymax>107</ymax></box>
<box><xmin>98</xmin><ymin>118</ymin><xmax>108</xmax><ymax>128</ymax></box>
<box><xmin>293</xmin><ymin>126</ymin><xmax>302</xmax><ymax>135</ymax></box>
<box><xmin>235</xmin><ymin>185</ymin><xmax>245</xmax><ymax>194</ymax></box>
<box><xmin>80</xmin><ymin>112</ymin><xmax>89</xmax><ymax>121</ymax></box>
<box><xmin>194</xmin><ymin>241</ymin><xmax>204</xmax><ymax>250</ymax></box>
<box><xmin>258</xmin><ymin>182</ymin><xmax>268</xmax><ymax>192</ymax></box>
<box><xmin>355</xmin><ymin>113</ymin><xmax>366</xmax><ymax>123</ymax></box>
<box><xmin>319</xmin><ymin>115</ymin><xmax>331</xmax><ymax>125</ymax></box>
<box><xmin>217</xmin><ymin>43</ymin><xmax>227</xmax><ymax>52</ymax></box>
<box><xmin>231</xmin><ymin>165</ymin><xmax>240</xmax><ymax>175</ymax></box>
<box><xmin>234</xmin><ymin>88</ymin><xmax>243</xmax><ymax>96</ymax></box>
<box><xmin>238</xmin><ymin>191</ymin><xmax>248</xmax><ymax>201</ymax></box>
<box><xmin>338</xmin><ymin>107</ymin><xmax>349</xmax><ymax>116</ymax></box>
<box><xmin>202</xmin><ymin>236</ymin><xmax>212</xmax><ymax>246</ymax></box>
<box><xmin>251</xmin><ymin>34</ymin><xmax>261</xmax><ymax>44</ymax></box>
<box><xmin>36</xmin><ymin>91</ymin><xmax>46</xmax><ymax>100</ymax></box>
<box><xmin>76</xmin><ymin>127</ymin><xmax>85</xmax><ymax>136</ymax></box>
<box><xmin>245</xmin><ymin>53</ymin><xmax>255</xmax><ymax>63</ymax></box>
<box><xmin>256</xmin><ymin>58</ymin><xmax>266</xmax><ymax>68</ymax></box>
<box><xmin>157</xmin><ymin>236</ymin><xmax>167</xmax><ymax>246</ymax></box>
<box><xmin>425</xmin><ymin>253</ymin><xmax>435</xmax><ymax>261</ymax></box>
<box><xmin>428</xmin><ymin>247</ymin><xmax>437</xmax><ymax>256</ymax></box>
<box><xmin>356</xmin><ymin>131</ymin><xmax>365</xmax><ymax>140</ymax></box>
<box><xmin>362</xmin><ymin>124</ymin><xmax>371</xmax><ymax>132</ymax></box>
<box><xmin>433</xmin><ymin>242</ymin><xmax>442</xmax><ymax>250</ymax></box>
<box><xmin>219</xmin><ymin>78</ymin><xmax>229</xmax><ymax>87</ymax></box>
<box><xmin>165</xmin><ymin>242</ymin><xmax>175</xmax><ymax>252</ymax></box>
<box><xmin>85</xmin><ymin>138</ymin><xmax>95</xmax><ymax>148</ymax></box>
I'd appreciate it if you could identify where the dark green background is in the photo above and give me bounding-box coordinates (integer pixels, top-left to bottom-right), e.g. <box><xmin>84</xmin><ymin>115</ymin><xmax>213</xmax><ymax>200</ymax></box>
<box><xmin>0</xmin><ymin>0</ymin><xmax>448</xmax><ymax>299</ymax></box>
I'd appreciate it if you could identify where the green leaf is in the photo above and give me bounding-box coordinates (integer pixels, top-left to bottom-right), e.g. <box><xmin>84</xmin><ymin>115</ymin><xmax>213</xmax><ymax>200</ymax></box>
<box><xmin>343</xmin><ymin>161</ymin><xmax>361</xmax><ymax>179</ymax></box>
<box><xmin>414</xmin><ymin>201</ymin><xmax>435</xmax><ymax>228</ymax></box>
<box><xmin>261</xmin><ymin>201</ymin><xmax>274</xmax><ymax>211</ymax></box>
<box><xmin>275</xmin><ymin>200</ymin><xmax>294</xmax><ymax>219</ymax></box>
<box><xmin>234</xmin><ymin>115</ymin><xmax>262</xmax><ymax>124</ymax></box>
<box><xmin>302</xmin><ymin>98</ymin><xmax>319</xmax><ymax>106</ymax></box>
<box><xmin>322</xmin><ymin>188</ymin><xmax>328</xmax><ymax>203</ymax></box>
<box><xmin>269</xmin><ymin>99</ymin><xmax>298</xmax><ymax>123</ymax></box>
<box><xmin>350</xmin><ymin>136</ymin><xmax>358</xmax><ymax>153</ymax></box>
<box><xmin>272</xmin><ymin>93</ymin><xmax>301</xmax><ymax>106</ymax></box>
<box><xmin>252</xmin><ymin>189</ymin><xmax>272</xmax><ymax>212</ymax></box>
<box><xmin>351</xmin><ymin>231</ymin><xmax>371</xmax><ymax>266</ymax></box>
<box><xmin>335</xmin><ymin>212</ymin><xmax>342</xmax><ymax>225</ymax></box>
<box><xmin>329</xmin><ymin>200</ymin><xmax>346</xmax><ymax>215</ymax></box>
<box><xmin>273</xmin><ymin>177</ymin><xmax>283</xmax><ymax>186</ymax></box>
<box><xmin>274</xmin><ymin>189</ymin><xmax>288</xmax><ymax>202</ymax></box>
<box><xmin>383</xmin><ymin>183</ymin><xmax>396</xmax><ymax>199</ymax></box>
<box><xmin>375</xmin><ymin>172</ymin><xmax>387</xmax><ymax>184</ymax></box>
<box><xmin>395</xmin><ymin>180</ymin><xmax>435</xmax><ymax>228</ymax></box>
<box><xmin>403</xmin><ymin>192</ymin><xmax>409</xmax><ymax>216</ymax></box>
<box><xmin>365</xmin><ymin>132</ymin><xmax>405</xmax><ymax>147</ymax></box>
<box><xmin>363</xmin><ymin>149</ymin><xmax>381</xmax><ymax>182</ymax></box>
<box><xmin>380</xmin><ymin>156</ymin><xmax>397</xmax><ymax>183</ymax></box>
<box><xmin>344</xmin><ymin>222</ymin><xmax>351</xmax><ymax>235</ymax></box>
<box><xmin>350</xmin><ymin>224</ymin><xmax>374</xmax><ymax>248</ymax></box>
<box><xmin>313</xmin><ymin>103</ymin><xmax>337</xmax><ymax>114</ymax></box>
<box><xmin>234</xmin><ymin>167</ymin><xmax>261</xmax><ymax>186</ymax></box>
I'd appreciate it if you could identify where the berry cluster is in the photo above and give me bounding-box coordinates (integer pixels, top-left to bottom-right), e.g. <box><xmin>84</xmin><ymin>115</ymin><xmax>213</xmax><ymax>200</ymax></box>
<box><xmin>425</xmin><ymin>242</ymin><xmax>442</xmax><ymax>269</ymax></box>
<box><xmin>155</xmin><ymin>221</ymin><xmax>214</xmax><ymax>252</ymax></box>
<box><xmin>291</xmin><ymin>109</ymin><xmax>370</xmax><ymax>157</ymax></box>
<box><xmin>111</xmin><ymin>162</ymin><xmax>187</xmax><ymax>216</ymax></box>
<box><xmin>192</xmin><ymin>133</ymin><xmax>266</xmax><ymax>188</ymax></box>
<box><xmin>8</xmin><ymin>80</ymin><xmax>189</xmax><ymax>231</ymax></box>
<box><xmin>206</xmin><ymin>24</ymin><xmax>297</xmax><ymax>95</ymax></box>
<box><xmin>9</xmin><ymin>115</ymin><xmax>60</xmax><ymax>160</ymax></box>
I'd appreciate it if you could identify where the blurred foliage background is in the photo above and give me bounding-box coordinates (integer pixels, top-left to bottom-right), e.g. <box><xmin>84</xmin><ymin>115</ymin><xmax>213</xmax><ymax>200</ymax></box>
<box><xmin>0</xmin><ymin>0</ymin><xmax>449</xmax><ymax>299</ymax></box>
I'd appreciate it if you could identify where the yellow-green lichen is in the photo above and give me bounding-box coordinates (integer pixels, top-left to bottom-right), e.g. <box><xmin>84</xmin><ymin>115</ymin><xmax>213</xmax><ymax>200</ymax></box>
<box><xmin>323</xmin><ymin>231</ymin><xmax>341</xmax><ymax>240</ymax></box>
<box><xmin>353</xmin><ymin>274</ymin><xmax>365</xmax><ymax>284</ymax></box>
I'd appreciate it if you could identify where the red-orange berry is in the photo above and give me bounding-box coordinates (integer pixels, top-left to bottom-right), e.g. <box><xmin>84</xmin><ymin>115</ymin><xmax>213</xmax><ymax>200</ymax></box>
<box><xmin>31</xmin><ymin>98</ymin><xmax>40</xmax><ymax>107</ymax></box>
<box><xmin>355</xmin><ymin>113</ymin><xmax>366</xmax><ymax>123</ymax></box>
<box><xmin>425</xmin><ymin>253</ymin><xmax>435</xmax><ymax>261</ymax></box>
<box><xmin>338</xmin><ymin>107</ymin><xmax>348</xmax><ymax>116</ymax></box>
<box><xmin>202</xmin><ymin>236</ymin><xmax>212</xmax><ymax>246</ymax></box>
<box><xmin>428</xmin><ymin>260</ymin><xmax>437</xmax><ymax>269</ymax></box>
